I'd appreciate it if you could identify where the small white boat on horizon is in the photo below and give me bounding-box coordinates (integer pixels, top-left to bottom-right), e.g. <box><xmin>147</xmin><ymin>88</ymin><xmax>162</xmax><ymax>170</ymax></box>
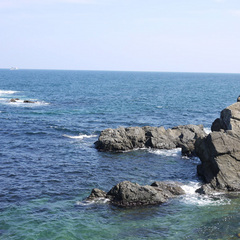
<box><xmin>10</xmin><ymin>67</ymin><xmax>18</xmax><ymax>70</ymax></box>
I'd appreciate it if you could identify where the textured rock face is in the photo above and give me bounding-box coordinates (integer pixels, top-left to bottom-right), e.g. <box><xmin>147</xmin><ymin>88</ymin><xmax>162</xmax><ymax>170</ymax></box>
<box><xmin>95</xmin><ymin>124</ymin><xmax>206</xmax><ymax>156</ymax></box>
<box><xmin>86</xmin><ymin>181</ymin><xmax>185</xmax><ymax>207</ymax></box>
<box><xmin>86</xmin><ymin>188</ymin><xmax>107</xmax><ymax>200</ymax></box>
<box><xmin>211</xmin><ymin>102</ymin><xmax>240</xmax><ymax>134</ymax></box>
<box><xmin>196</xmin><ymin>131</ymin><xmax>240</xmax><ymax>192</ymax></box>
<box><xmin>196</xmin><ymin>100</ymin><xmax>240</xmax><ymax>193</ymax></box>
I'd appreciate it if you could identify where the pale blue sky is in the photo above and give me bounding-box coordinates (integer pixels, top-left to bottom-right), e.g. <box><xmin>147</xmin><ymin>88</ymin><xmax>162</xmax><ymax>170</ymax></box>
<box><xmin>1</xmin><ymin>0</ymin><xmax>240</xmax><ymax>73</ymax></box>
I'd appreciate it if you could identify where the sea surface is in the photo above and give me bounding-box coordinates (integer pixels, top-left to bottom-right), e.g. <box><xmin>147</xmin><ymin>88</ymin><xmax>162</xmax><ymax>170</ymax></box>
<box><xmin>1</xmin><ymin>69</ymin><xmax>240</xmax><ymax>240</ymax></box>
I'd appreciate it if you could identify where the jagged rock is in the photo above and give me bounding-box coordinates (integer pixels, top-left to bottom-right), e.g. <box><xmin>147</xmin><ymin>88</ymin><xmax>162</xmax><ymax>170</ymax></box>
<box><xmin>195</xmin><ymin>130</ymin><xmax>240</xmax><ymax>192</ymax></box>
<box><xmin>95</xmin><ymin>124</ymin><xmax>206</xmax><ymax>156</ymax></box>
<box><xmin>196</xmin><ymin>99</ymin><xmax>240</xmax><ymax>193</ymax></box>
<box><xmin>150</xmin><ymin>181</ymin><xmax>185</xmax><ymax>196</ymax></box>
<box><xmin>86</xmin><ymin>188</ymin><xmax>107</xmax><ymax>200</ymax></box>
<box><xmin>85</xmin><ymin>181</ymin><xmax>185</xmax><ymax>207</ymax></box>
<box><xmin>211</xmin><ymin>102</ymin><xmax>240</xmax><ymax>134</ymax></box>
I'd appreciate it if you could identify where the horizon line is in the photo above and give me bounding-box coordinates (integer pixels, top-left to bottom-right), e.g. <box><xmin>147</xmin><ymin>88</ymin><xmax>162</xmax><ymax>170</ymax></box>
<box><xmin>0</xmin><ymin>67</ymin><xmax>239</xmax><ymax>75</ymax></box>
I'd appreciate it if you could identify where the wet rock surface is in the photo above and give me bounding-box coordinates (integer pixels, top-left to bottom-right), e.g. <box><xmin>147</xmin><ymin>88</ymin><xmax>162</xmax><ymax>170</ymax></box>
<box><xmin>86</xmin><ymin>181</ymin><xmax>185</xmax><ymax>207</ymax></box>
<box><xmin>95</xmin><ymin>124</ymin><xmax>206</xmax><ymax>156</ymax></box>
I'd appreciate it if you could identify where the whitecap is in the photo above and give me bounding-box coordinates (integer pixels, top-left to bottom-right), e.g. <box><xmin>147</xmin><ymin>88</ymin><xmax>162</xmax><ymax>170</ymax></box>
<box><xmin>148</xmin><ymin>148</ymin><xmax>182</xmax><ymax>157</ymax></box>
<box><xmin>204</xmin><ymin>127</ymin><xmax>211</xmax><ymax>135</ymax></box>
<box><xmin>63</xmin><ymin>134</ymin><xmax>98</xmax><ymax>139</ymax></box>
<box><xmin>75</xmin><ymin>198</ymin><xmax>110</xmax><ymax>206</ymax></box>
<box><xmin>0</xmin><ymin>90</ymin><xmax>18</xmax><ymax>96</ymax></box>
<box><xmin>8</xmin><ymin>99</ymin><xmax>49</xmax><ymax>106</ymax></box>
<box><xmin>181</xmin><ymin>182</ymin><xmax>231</xmax><ymax>206</ymax></box>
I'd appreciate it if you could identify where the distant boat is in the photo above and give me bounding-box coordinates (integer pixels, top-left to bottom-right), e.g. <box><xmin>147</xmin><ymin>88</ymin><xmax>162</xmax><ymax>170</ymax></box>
<box><xmin>10</xmin><ymin>67</ymin><xmax>18</xmax><ymax>70</ymax></box>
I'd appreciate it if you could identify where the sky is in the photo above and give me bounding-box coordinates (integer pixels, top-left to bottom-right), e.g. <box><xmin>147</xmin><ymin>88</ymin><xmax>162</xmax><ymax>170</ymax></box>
<box><xmin>0</xmin><ymin>0</ymin><xmax>240</xmax><ymax>73</ymax></box>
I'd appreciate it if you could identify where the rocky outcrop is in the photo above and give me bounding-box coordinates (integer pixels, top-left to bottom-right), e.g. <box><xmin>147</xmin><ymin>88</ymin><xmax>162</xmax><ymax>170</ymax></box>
<box><xmin>95</xmin><ymin>124</ymin><xmax>206</xmax><ymax>156</ymax></box>
<box><xmin>9</xmin><ymin>98</ymin><xmax>36</xmax><ymax>103</ymax></box>
<box><xmin>211</xmin><ymin>102</ymin><xmax>240</xmax><ymax>134</ymax></box>
<box><xmin>196</xmin><ymin>100</ymin><xmax>240</xmax><ymax>193</ymax></box>
<box><xmin>195</xmin><ymin>130</ymin><xmax>240</xmax><ymax>193</ymax></box>
<box><xmin>23</xmin><ymin>100</ymin><xmax>35</xmax><ymax>103</ymax></box>
<box><xmin>86</xmin><ymin>181</ymin><xmax>185</xmax><ymax>207</ymax></box>
<box><xmin>10</xmin><ymin>98</ymin><xmax>19</xmax><ymax>102</ymax></box>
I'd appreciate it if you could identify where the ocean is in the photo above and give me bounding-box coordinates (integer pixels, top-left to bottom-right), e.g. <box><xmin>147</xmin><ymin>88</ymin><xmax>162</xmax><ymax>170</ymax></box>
<box><xmin>0</xmin><ymin>69</ymin><xmax>240</xmax><ymax>239</ymax></box>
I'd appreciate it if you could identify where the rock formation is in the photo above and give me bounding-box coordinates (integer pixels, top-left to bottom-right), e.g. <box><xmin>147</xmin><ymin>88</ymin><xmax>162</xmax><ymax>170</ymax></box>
<box><xmin>211</xmin><ymin>101</ymin><xmax>240</xmax><ymax>133</ymax></box>
<box><xmin>95</xmin><ymin>124</ymin><xmax>206</xmax><ymax>156</ymax></box>
<box><xmin>94</xmin><ymin>97</ymin><xmax>240</xmax><ymax>194</ymax></box>
<box><xmin>196</xmin><ymin>101</ymin><xmax>240</xmax><ymax>193</ymax></box>
<box><xmin>86</xmin><ymin>181</ymin><xmax>185</xmax><ymax>207</ymax></box>
<box><xmin>9</xmin><ymin>98</ymin><xmax>36</xmax><ymax>103</ymax></box>
<box><xmin>10</xmin><ymin>98</ymin><xmax>19</xmax><ymax>102</ymax></box>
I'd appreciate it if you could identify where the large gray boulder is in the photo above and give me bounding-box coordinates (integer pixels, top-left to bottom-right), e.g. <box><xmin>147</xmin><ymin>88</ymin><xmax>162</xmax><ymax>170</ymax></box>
<box><xmin>211</xmin><ymin>102</ymin><xmax>240</xmax><ymax>134</ymax></box>
<box><xmin>195</xmin><ymin>131</ymin><xmax>240</xmax><ymax>193</ymax></box>
<box><xmin>86</xmin><ymin>181</ymin><xmax>185</xmax><ymax>207</ymax></box>
<box><xmin>95</xmin><ymin>124</ymin><xmax>206</xmax><ymax>156</ymax></box>
<box><xmin>196</xmin><ymin>99</ymin><xmax>240</xmax><ymax>193</ymax></box>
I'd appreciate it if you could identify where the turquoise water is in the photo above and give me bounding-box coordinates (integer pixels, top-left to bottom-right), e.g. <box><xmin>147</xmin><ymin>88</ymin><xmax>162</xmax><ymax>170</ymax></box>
<box><xmin>1</xmin><ymin>69</ymin><xmax>240</xmax><ymax>239</ymax></box>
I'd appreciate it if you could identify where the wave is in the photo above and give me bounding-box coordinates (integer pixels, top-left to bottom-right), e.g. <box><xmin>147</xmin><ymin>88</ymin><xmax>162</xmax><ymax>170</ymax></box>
<box><xmin>204</xmin><ymin>127</ymin><xmax>211</xmax><ymax>134</ymax></box>
<box><xmin>63</xmin><ymin>134</ymin><xmax>98</xmax><ymax>139</ymax></box>
<box><xmin>181</xmin><ymin>182</ymin><xmax>230</xmax><ymax>206</ymax></box>
<box><xmin>148</xmin><ymin>148</ymin><xmax>182</xmax><ymax>157</ymax></box>
<box><xmin>7</xmin><ymin>99</ymin><xmax>50</xmax><ymax>106</ymax></box>
<box><xmin>75</xmin><ymin>198</ymin><xmax>110</xmax><ymax>206</ymax></box>
<box><xmin>0</xmin><ymin>90</ymin><xmax>18</xmax><ymax>96</ymax></box>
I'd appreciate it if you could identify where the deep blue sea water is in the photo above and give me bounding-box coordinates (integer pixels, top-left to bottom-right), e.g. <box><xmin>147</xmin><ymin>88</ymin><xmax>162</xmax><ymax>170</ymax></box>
<box><xmin>1</xmin><ymin>69</ymin><xmax>240</xmax><ymax>239</ymax></box>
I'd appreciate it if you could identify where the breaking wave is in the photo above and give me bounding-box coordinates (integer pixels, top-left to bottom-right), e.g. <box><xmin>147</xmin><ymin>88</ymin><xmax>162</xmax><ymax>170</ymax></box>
<box><xmin>181</xmin><ymin>182</ymin><xmax>231</xmax><ymax>206</ymax></box>
<box><xmin>0</xmin><ymin>90</ymin><xmax>18</xmax><ymax>96</ymax></box>
<box><xmin>204</xmin><ymin>127</ymin><xmax>211</xmax><ymax>135</ymax></box>
<box><xmin>63</xmin><ymin>134</ymin><xmax>98</xmax><ymax>139</ymax></box>
<box><xmin>75</xmin><ymin>198</ymin><xmax>110</xmax><ymax>206</ymax></box>
<box><xmin>148</xmin><ymin>148</ymin><xmax>182</xmax><ymax>157</ymax></box>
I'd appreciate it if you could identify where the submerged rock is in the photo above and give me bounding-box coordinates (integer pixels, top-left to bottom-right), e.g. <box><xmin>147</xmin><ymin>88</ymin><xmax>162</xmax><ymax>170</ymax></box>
<box><xmin>9</xmin><ymin>98</ymin><xmax>36</xmax><ymax>104</ymax></box>
<box><xmin>86</xmin><ymin>181</ymin><xmax>185</xmax><ymax>207</ymax></box>
<box><xmin>23</xmin><ymin>100</ymin><xmax>35</xmax><ymax>103</ymax></box>
<box><xmin>95</xmin><ymin>124</ymin><xmax>206</xmax><ymax>156</ymax></box>
<box><xmin>10</xmin><ymin>98</ymin><xmax>19</xmax><ymax>102</ymax></box>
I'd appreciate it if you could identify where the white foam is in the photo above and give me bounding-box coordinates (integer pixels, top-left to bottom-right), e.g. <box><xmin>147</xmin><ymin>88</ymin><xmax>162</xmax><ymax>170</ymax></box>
<box><xmin>63</xmin><ymin>134</ymin><xmax>98</xmax><ymax>139</ymax></box>
<box><xmin>0</xmin><ymin>90</ymin><xmax>18</xmax><ymax>96</ymax></box>
<box><xmin>149</xmin><ymin>148</ymin><xmax>182</xmax><ymax>157</ymax></box>
<box><xmin>76</xmin><ymin>198</ymin><xmax>110</xmax><ymax>206</ymax></box>
<box><xmin>181</xmin><ymin>182</ymin><xmax>230</xmax><ymax>206</ymax></box>
<box><xmin>204</xmin><ymin>127</ymin><xmax>211</xmax><ymax>135</ymax></box>
<box><xmin>8</xmin><ymin>99</ymin><xmax>49</xmax><ymax>106</ymax></box>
